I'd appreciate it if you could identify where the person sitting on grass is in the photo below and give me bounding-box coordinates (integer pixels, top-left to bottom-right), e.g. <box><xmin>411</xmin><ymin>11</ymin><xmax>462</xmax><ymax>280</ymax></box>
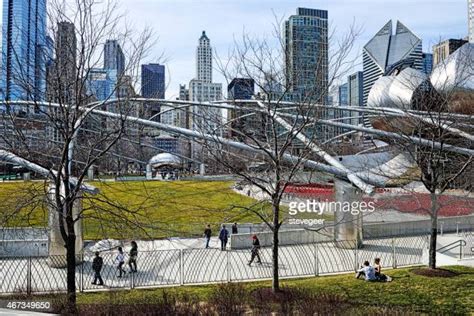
<box><xmin>355</xmin><ymin>260</ymin><xmax>377</xmax><ymax>281</ymax></box>
<box><xmin>374</xmin><ymin>258</ymin><xmax>392</xmax><ymax>282</ymax></box>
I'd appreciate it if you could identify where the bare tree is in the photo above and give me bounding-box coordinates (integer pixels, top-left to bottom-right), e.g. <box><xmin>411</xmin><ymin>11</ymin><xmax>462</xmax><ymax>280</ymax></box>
<box><xmin>203</xmin><ymin>17</ymin><xmax>363</xmax><ymax>292</ymax></box>
<box><xmin>0</xmin><ymin>0</ymin><xmax>156</xmax><ymax>311</ymax></box>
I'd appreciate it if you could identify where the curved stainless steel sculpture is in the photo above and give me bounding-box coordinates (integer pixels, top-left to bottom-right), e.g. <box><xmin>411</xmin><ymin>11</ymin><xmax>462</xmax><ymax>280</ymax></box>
<box><xmin>149</xmin><ymin>153</ymin><xmax>182</xmax><ymax>169</ymax></box>
<box><xmin>368</xmin><ymin>68</ymin><xmax>429</xmax><ymax>110</ymax></box>
<box><xmin>431</xmin><ymin>43</ymin><xmax>474</xmax><ymax>115</ymax></box>
<box><xmin>368</xmin><ymin>43</ymin><xmax>473</xmax><ymax>115</ymax></box>
<box><xmin>431</xmin><ymin>43</ymin><xmax>474</xmax><ymax>93</ymax></box>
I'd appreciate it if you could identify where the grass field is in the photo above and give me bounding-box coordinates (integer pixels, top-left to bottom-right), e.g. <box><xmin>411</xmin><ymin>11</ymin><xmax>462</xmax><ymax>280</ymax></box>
<box><xmin>60</xmin><ymin>266</ymin><xmax>474</xmax><ymax>314</ymax></box>
<box><xmin>0</xmin><ymin>180</ymin><xmax>274</xmax><ymax>240</ymax></box>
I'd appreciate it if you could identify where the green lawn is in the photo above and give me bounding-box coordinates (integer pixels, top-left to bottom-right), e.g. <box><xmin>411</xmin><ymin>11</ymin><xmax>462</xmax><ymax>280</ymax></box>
<box><xmin>74</xmin><ymin>265</ymin><xmax>474</xmax><ymax>314</ymax></box>
<box><xmin>0</xmin><ymin>180</ymin><xmax>274</xmax><ymax>240</ymax></box>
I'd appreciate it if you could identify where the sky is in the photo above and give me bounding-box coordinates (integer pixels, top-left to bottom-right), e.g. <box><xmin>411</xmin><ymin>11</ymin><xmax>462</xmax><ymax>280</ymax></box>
<box><xmin>1</xmin><ymin>0</ymin><xmax>469</xmax><ymax>98</ymax></box>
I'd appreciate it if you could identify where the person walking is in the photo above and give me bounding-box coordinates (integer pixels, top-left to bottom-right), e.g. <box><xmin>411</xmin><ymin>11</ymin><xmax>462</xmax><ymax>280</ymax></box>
<box><xmin>219</xmin><ymin>225</ymin><xmax>229</xmax><ymax>251</ymax></box>
<box><xmin>248</xmin><ymin>235</ymin><xmax>262</xmax><ymax>266</ymax></box>
<box><xmin>232</xmin><ymin>223</ymin><xmax>238</xmax><ymax>234</ymax></box>
<box><xmin>91</xmin><ymin>251</ymin><xmax>104</xmax><ymax>285</ymax></box>
<box><xmin>116</xmin><ymin>247</ymin><xmax>126</xmax><ymax>278</ymax></box>
<box><xmin>128</xmin><ymin>241</ymin><xmax>138</xmax><ymax>273</ymax></box>
<box><xmin>204</xmin><ymin>225</ymin><xmax>212</xmax><ymax>248</ymax></box>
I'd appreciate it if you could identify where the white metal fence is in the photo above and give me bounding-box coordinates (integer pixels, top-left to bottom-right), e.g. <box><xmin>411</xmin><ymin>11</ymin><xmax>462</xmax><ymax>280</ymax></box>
<box><xmin>0</xmin><ymin>236</ymin><xmax>427</xmax><ymax>295</ymax></box>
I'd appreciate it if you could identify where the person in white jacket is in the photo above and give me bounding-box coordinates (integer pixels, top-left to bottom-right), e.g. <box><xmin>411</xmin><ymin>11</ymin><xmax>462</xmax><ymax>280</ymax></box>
<box><xmin>116</xmin><ymin>247</ymin><xmax>126</xmax><ymax>278</ymax></box>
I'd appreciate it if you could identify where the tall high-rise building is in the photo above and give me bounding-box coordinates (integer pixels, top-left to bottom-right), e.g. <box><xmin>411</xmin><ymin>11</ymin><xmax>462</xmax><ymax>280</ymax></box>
<box><xmin>1</xmin><ymin>0</ymin><xmax>47</xmax><ymax>104</ymax></box>
<box><xmin>347</xmin><ymin>71</ymin><xmax>365</xmax><ymax>126</ymax></box>
<box><xmin>197</xmin><ymin>31</ymin><xmax>212</xmax><ymax>83</ymax></box>
<box><xmin>227</xmin><ymin>78</ymin><xmax>259</xmax><ymax>141</ymax></box>
<box><xmin>422</xmin><ymin>53</ymin><xmax>433</xmax><ymax>74</ymax></box>
<box><xmin>188</xmin><ymin>32</ymin><xmax>222</xmax><ymax>162</ymax></box>
<box><xmin>338</xmin><ymin>83</ymin><xmax>348</xmax><ymax>106</ymax></box>
<box><xmin>433</xmin><ymin>39</ymin><xmax>468</xmax><ymax>65</ymax></box>
<box><xmin>46</xmin><ymin>22</ymin><xmax>77</xmax><ymax>103</ymax></box>
<box><xmin>141</xmin><ymin>63</ymin><xmax>165</xmax><ymax>99</ymax></box>
<box><xmin>284</xmin><ymin>7</ymin><xmax>328</xmax><ymax>102</ymax></box>
<box><xmin>86</xmin><ymin>68</ymin><xmax>117</xmax><ymax>101</ymax></box>
<box><xmin>469</xmin><ymin>0</ymin><xmax>474</xmax><ymax>43</ymax></box>
<box><xmin>348</xmin><ymin>72</ymin><xmax>363</xmax><ymax>108</ymax></box>
<box><xmin>362</xmin><ymin>20</ymin><xmax>422</xmax><ymax>106</ymax></box>
<box><xmin>189</xmin><ymin>32</ymin><xmax>222</xmax><ymax>133</ymax></box>
<box><xmin>104</xmin><ymin>40</ymin><xmax>125</xmax><ymax>77</ymax></box>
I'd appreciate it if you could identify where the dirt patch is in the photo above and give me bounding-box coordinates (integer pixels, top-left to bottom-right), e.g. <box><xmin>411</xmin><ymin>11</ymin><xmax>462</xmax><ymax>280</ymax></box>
<box><xmin>411</xmin><ymin>268</ymin><xmax>459</xmax><ymax>278</ymax></box>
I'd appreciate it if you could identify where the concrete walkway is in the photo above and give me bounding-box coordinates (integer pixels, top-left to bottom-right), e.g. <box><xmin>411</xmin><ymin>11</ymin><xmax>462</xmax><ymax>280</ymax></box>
<box><xmin>0</xmin><ymin>235</ymin><xmax>427</xmax><ymax>295</ymax></box>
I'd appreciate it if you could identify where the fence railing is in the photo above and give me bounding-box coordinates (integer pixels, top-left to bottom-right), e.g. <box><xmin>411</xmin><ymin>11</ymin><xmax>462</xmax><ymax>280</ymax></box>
<box><xmin>0</xmin><ymin>235</ymin><xmax>427</xmax><ymax>295</ymax></box>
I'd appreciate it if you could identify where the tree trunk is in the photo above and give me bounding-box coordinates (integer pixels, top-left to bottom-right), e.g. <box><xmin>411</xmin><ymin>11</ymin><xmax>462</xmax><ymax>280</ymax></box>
<box><xmin>428</xmin><ymin>193</ymin><xmax>438</xmax><ymax>269</ymax></box>
<box><xmin>66</xmin><ymin>213</ymin><xmax>77</xmax><ymax>313</ymax></box>
<box><xmin>272</xmin><ymin>203</ymin><xmax>280</xmax><ymax>292</ymax></box>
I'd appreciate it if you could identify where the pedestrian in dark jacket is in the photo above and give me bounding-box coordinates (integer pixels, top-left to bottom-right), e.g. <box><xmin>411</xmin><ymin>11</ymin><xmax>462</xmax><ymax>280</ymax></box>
<box><xmin>232</xmin><ymin>223</ymin><xmax>238</xmax><ymax>234</ymax></box>
<box><xmin>128</xmin><ymin>241</ymin><xmax>138</xmax><ymax>273</ymax></box>
<box><xmin>92</xmin><ymin>251</ymin><xmax>104</xmax><ymax>285</ymax></box>
<box><xmin>248</xmin><ymin>235</ymin><xmax>262</xmax><ymax>266</ymax></box>
<box><xmin>219</xmin><ymin>225</ymin><xmax>229</xmax><ymax>251</ymax></box>
<box><xmin>204</xmin><ymin>225</ymin><xmax>212</xmax><ymax>248</ymax></box>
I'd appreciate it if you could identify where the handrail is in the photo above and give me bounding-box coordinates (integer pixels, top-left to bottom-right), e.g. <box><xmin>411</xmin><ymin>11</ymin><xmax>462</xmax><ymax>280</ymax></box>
<box><xmin>437</xmin><ymin>240</ymin><xmax>467</xmax><ymax>259</ymax></box>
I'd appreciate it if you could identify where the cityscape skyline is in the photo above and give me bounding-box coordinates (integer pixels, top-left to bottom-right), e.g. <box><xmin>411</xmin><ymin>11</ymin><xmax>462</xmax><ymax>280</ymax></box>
<box><xmin>1</xmin><ymin>0</ymin><xmax>47</xmax><ymax>105</ymax></box>
<box><xmin>0</xmin><ymin>1</ymin><xmax>469</xmax><ymax>99</ymax></box>
<box><xmin>114</xmin><ymin>0</ymin><xmax>468</xmax><ymax>98</ymax></box>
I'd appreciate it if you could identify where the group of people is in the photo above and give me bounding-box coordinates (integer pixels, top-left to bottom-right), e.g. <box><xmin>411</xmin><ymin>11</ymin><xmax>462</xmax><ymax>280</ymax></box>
<box><xmin>91</xmin><ymin>241</ymin><xmax>139</xmax><ymax>286</ymax></box>
<box><xmin>92</xmin><ymin>236</ymin><xmax>396</xmax><ymax>287</ymax></box>
<box><xmin>204</xmin><ymin>223</ymin><xmax>263</xmax><ymax>266</ymax></box>
<box><xmin>204</xmin><ymin>223</ymin><xmax>238</xmax><ymax>250</ymax></box>
<box><xmin>356</xmin><ymin>258</ymin><xmax>392</xmax><ymax>282</ymax></box>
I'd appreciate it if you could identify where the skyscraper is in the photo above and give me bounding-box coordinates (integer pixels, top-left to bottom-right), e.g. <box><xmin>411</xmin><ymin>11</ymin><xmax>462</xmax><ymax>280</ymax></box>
<box><xmin>1</xmin><ymin>0</ymin><xmax>47</xmax><ymax>104</ymax></box>
<box><xmin>189</xmin><ymin>31</ymin><xmax>222</xmax><ymax>162</ymax></box>
<box><xmin>347</xmin><ymin>71</ymin><xmax>365</xmax><ymax>126</ymax></box>
<box><xmin>284</xmin><ymin>7</ymin><xmax>328</xmax><ymax>102</ymax></box>
<box><xmin>433</xmin><ymin>39</ymin><xmax>468</xmax><ymax>65</ymax></box>
<box><xmin>197</xmin><ymin>31</ymin><xmax>212</xmax><ymax>83</ymax></box>
<box><xmin>189</xmin><ymin>31</ymin><xmax>222</xmax><ymax>133</ymax></box>
<box><xmin>348</xmin><ymin>72</ymin><xmax>363</xmax><ymax>108</ymax></box>
<box><xmin>46</xmin><ymin>22</ymin><xmax>77</xmax><ymax>104</ymax></box>
<box><xmin>141</xmin><ymin>63</ymin><xmax>165</xmax><ymax>99</ymax></box>
<box><xmin>338</xmin><ymin>83</ymin><xmax>348</xmax><ymax>106</ymax></box>
<box><xmin>104</xmin><ymin>40</ymin><xmax>125</xmax><ymax>77</ymax></box>
<box><xmin>362</xmin><ymin>20</ymin><xmax>422</xmax><ymax>106</ymax></box>
<box><xmin>86</xmin><ymin>68</ymin><xmax>117</xmax><ymax>101</ymax></box>
<box><xmin>422</xmin><ymin>53</ymin><xmax>433</xmax><ymax>74</ymax></box>
<box><xmin>227</xmin><ymin>78</ymin><xmax>259</xmax><ymax>141</ymax></box>
<box><xmin>469</xmin><ymin>0</ymin><xmax>474</xmax><ymax>43</ymax></box>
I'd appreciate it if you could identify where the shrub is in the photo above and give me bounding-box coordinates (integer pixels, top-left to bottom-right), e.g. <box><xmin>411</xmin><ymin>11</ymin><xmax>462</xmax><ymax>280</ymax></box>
<box><xmin>209</xmin><ymin>283</ymin><xmax>247</xmax><ymax>315</ymax></box>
